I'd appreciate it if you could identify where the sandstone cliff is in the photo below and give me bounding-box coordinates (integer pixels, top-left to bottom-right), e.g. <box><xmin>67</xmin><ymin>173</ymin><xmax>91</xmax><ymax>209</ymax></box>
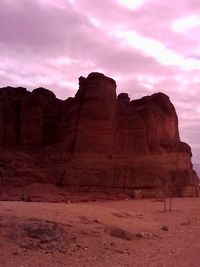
<box><xmin>0</xmin><ymin>72</ymin><xmax>199</xmax><ymax>197</ymax></box>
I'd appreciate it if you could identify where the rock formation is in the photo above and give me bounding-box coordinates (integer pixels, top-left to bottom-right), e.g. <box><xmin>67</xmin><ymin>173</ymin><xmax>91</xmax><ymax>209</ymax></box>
<box><xmin>0</xmin><ymin>72</ymin><xmax>199</xmax><ymax>197</ymax></box>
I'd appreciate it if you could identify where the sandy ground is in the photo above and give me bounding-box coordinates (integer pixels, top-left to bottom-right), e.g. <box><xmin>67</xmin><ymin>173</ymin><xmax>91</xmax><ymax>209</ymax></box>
<box><xmin>0</xmin><ymin>197</ymin><xmax>200</xmax><ymax>267</ymax></box>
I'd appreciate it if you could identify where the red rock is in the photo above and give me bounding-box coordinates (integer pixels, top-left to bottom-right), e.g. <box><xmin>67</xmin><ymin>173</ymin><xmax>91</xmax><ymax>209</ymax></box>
<box><xmin>74</xmin><ymin>72</ymin><xmax>117</xmax><ymax>153</ymax></box>
<box><xmin>0</xmin><ymin>73</ymin><xmax>199</xmax><ymax>198</ymax></box>
<box><xmin>0</xmin><ymin>87</ymin><xmax>27</xmax><ymax>147</ymax></box>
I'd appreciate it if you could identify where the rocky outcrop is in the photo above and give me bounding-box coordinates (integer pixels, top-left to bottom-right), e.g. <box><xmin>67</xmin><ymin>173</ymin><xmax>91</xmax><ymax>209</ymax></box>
<box><xmin>0</xmin><ymin>72</ymin><xmax>199</xmax><ymax>198</ymax></box>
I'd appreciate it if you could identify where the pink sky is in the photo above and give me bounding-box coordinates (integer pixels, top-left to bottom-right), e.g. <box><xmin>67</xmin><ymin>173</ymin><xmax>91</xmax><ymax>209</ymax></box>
<box><xmin>0</xmin><ymin>0</ymin><xmax>200</xmax><ymax>162</ymax></box>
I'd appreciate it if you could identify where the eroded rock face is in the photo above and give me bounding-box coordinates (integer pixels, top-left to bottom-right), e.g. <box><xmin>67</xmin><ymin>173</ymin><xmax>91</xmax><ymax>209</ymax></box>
<box><xmin>74</xmin><ymin>72</ymin><xmax>117</xmax><ymax>153</ymax></box>
<box><xmin>0</xmin><ymin>73</ymin><xmax>199</xmax><ymax>197</ymax></box>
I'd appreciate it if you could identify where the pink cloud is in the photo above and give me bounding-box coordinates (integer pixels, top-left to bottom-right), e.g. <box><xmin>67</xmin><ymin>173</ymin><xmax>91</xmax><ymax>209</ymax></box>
<box><xmin>0</xmin><ymin>0</ymin><xmax>200</xmax><ymax>162</ymax></box>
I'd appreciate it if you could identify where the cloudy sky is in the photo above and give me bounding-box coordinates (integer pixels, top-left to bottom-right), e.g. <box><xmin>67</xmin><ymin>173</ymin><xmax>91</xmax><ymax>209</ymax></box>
<box><xmin>0</xmin><ymin>0</ymin><xmax>200</xmax><ymax>162</ymax></box>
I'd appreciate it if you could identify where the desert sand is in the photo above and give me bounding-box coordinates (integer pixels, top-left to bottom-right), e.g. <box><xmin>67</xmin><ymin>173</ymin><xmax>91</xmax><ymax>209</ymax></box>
<box><xmin>1</xmin><ymin>194</ymin><xmax>200</xmax><ymax>267</ymax></box>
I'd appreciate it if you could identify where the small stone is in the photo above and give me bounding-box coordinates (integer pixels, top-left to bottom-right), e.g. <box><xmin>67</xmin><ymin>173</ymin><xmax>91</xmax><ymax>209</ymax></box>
<box><xmin>135</xmin><ymin>232</ymin><xmax>144</xmax><ymax>238</ymax></box>
<box><xmin>161</xmin><ymin>225</ymin><xmax>169</xmax><ymax>231</ymax></box>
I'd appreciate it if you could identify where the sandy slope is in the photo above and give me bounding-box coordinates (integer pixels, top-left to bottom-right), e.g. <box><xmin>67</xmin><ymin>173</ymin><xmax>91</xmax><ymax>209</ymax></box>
<box><xmin>0</xmin><ymin>198</ymin><xmax>200</xmax><ymax>267</ymax></box>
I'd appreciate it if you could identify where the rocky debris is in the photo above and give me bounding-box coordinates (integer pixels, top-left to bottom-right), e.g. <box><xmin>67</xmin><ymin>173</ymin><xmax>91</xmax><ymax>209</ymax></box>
<box><xmin>135</xmin><ymin>232</ymin><xmax>160</xmax><ymax>239</ymax></box>
<box><xmin>104</xmin><ymin>226</ymin><xmax>133</xmax><ymax>240</ymax></box>
<box><xmin>23</xmin><ymin>220</ymin><xmax>59</xmax><ymax>242</ymax></box>
<box><xmin>0</xmin><ymin>72</ymin><xmax>199</xmax><ymax>197</ymax></box>
<box><xmin>112</xmin><ymin>212</ymin><xmax>134</xmax><ymax>218</ymax></box>
<box><xmin>3</xmin><ymin>217</ymin><xmax>71</xmax><ymax>253</ymax></box>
